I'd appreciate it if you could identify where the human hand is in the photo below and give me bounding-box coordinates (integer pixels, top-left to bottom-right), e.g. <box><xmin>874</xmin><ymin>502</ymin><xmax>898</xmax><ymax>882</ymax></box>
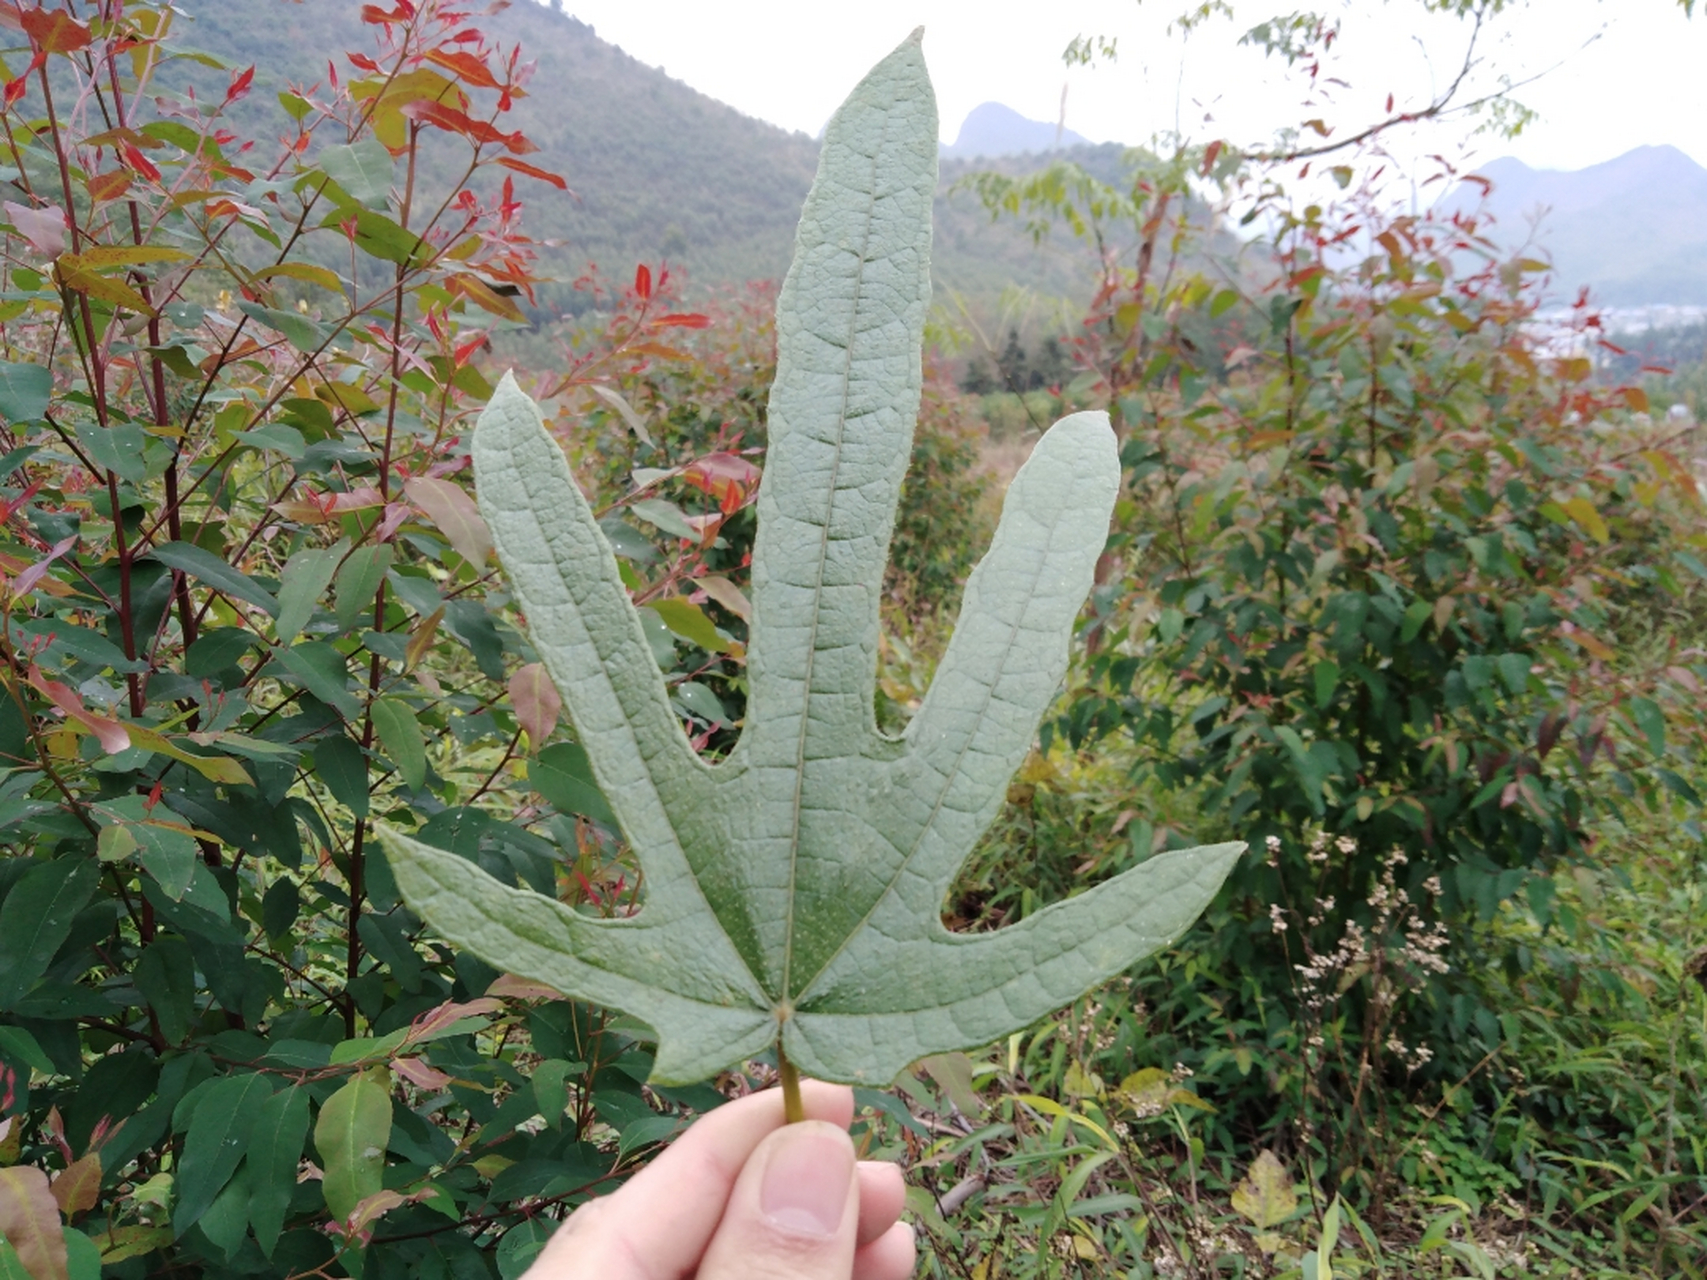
<box><xmin>523</xmin><ymin>1079</ymin><xmax>917</xmax><ymax>1280</ymax></box>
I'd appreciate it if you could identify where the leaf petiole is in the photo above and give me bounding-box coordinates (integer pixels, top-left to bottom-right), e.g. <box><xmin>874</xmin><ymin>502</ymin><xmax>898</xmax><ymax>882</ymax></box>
<box><xmin>777</xmin><ymin>1041</ymin><xmax>804</xmax><ymax>1124</ymax></box>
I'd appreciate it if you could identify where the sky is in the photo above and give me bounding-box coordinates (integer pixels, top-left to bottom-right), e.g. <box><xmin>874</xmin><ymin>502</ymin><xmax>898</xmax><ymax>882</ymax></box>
<box><xmin>544</xmin><ymin>0</ymin><xmax>1706</xmax><ymax>175</ymax></box>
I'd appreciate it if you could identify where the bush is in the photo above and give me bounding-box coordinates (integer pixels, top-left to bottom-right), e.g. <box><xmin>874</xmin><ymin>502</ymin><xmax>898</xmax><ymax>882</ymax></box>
<box><xmin>0</xmin><ymin>6</ymin><xmax>760</xmax><ymax>1276</ymax></box>
<box><xmin>972</xmin><ymin>148</ymin><xmax>1707</xmax><ymax>1240</ymax></box>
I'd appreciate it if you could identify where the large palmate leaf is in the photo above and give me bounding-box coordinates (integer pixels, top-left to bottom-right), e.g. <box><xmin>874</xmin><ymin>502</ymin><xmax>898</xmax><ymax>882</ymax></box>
<box><xmin>379</xmin><ymin>32</ymin><xmax>1241</xmax><ymax>1086</ymax></box>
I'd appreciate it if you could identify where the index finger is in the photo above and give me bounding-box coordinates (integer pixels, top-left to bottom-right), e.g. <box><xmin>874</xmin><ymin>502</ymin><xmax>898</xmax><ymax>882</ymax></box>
<box><xmin>528</xmin><ymin>1081</ymin><xmax>854</xmax><ymax>1280</ymax></box>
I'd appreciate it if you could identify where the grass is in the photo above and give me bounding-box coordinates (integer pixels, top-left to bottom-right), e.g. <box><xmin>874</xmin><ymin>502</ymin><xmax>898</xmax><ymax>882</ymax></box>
<box><xmin>847</xmin><ymin>693</ymin><xmax>1707</xmax><ymax>1278</ymax></box>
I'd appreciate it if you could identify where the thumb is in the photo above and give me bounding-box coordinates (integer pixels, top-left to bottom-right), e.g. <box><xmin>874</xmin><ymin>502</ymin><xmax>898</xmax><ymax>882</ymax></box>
<box><xmin>696</xmin><ymin>1120</ymin><xmax>859</xmax><ymax>1279</ymax></box>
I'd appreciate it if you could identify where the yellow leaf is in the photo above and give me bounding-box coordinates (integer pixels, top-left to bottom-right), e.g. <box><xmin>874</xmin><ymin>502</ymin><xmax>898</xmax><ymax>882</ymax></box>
<box><xmin>55</xmin><ymin>264</ymin><xmax>152</xmax><ymax>315</ymax></box>
<box><xmin>1062</xmin><ymin>1061</ymin><xmax>1102</xmax><ymax>1099</ymax></box>
<box><xmin>405</xmin><ymin>606</ymin><xmax>445</xmax><ymax>672</ymax></box>
<box><xmin>61</xmin><ymin>245</ymin><xmax>190</xmax><ymax>269</ymax></box>
<box><xmin>1432</xmin><ymin>595</ymin><xmax>1455</xmax><ymax>632</ymax></box>
<box><xmin>252</xmin><ymin>262</ymin><xmax>345</xmax><ymax>294</ymax></box>
<box><xmin>50</xmin><ymin>1153</ymin><xmax>101</xmax><ymax>1219</ymax></box>
<box><xmin>94</xmin><ymin>1225</ymin><xmax>175</xmax><ymax>1264</ymax></box>
<box><xmin>1232</xmin><ymin>1150</ymin><xmax>1298</xmax><ymax>1229</ymax></box>
<box><xmin>124</xmin><ymin>725</ymin><xmax>254</xmax><ymax>786</ymax></box>
<box><xmin>316</xmin><ymin>381</ymin><xmax>381</xmax><ymax>416</ymax></box>
<box><xmin>697</xmin><ymin>574</ymin><xmax>751</xmax><ymax>621</ymax></box>
<box><xmin>447</xmin><ymin>272</ymin><xmax>526</xmax><ymax>323</ymax></box>
<box><xmin>1561</xmin><ymin>495</ymin><xmax>1609</xmax><ymax>545</ymax></box>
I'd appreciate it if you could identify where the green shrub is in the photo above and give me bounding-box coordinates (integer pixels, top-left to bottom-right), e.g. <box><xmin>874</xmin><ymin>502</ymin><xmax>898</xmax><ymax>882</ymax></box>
<box><xmin>0</xmin><ymin>6</ymin><xmax>753</xmax><ymax>1275</ymax></box>
<box><xmin>968</xmin><ymin>141</ymin><xmax>1707</xmax><ymax>1243</ymax></box>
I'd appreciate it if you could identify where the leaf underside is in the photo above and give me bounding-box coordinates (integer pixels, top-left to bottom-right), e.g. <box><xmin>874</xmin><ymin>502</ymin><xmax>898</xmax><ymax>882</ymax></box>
<box><xmin>379</xmin><ymin>31</ymin><xmax>1241</xmax><ymax>1086</ymax></box>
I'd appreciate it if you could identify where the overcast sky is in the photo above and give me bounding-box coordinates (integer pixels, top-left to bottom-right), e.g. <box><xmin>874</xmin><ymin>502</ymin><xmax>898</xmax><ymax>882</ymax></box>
<box><xmin>546</xmin><ymin>0</ymin><xmax>1705</xmax><ymax>174</ymax></box>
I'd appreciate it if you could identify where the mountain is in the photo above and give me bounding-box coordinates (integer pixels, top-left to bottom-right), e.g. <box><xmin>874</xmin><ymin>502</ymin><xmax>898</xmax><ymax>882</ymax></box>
<box><xmin>942</xmin><ymin>103</ymin><xmax>1091</xmax><ymax>160</ymax></box>
<box><xmin>1443</xmin><ymin>145</ymin><xmax>1707</xmax><ymax>307</ymax></box>
<box><xmin>174</xmin><ymin>0</ymin><xmax>1111</xmax><ymax>319</ymax></box>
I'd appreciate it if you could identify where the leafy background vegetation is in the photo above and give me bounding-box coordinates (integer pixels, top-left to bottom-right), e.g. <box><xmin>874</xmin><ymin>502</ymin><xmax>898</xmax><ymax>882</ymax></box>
<box><xmin>0</xmin><ymin>3</ymin><xmax>1702</xmax><ymax>1280</ymax></box>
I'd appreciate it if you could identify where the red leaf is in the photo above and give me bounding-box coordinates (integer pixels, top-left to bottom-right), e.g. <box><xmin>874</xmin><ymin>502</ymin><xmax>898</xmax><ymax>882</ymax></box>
<box><xmin>496</xmin><ymin>156</ymin><xmax>568</xmax><ymax>190</ymax></box>
<box><xmin>226</xmin><ymin>64</ymin><xmax>255</xmax><ymax>103</ymax></box>
<box><xmin>390</xmin><ymin>1057</ymin><xmax>451</xmax><ymax>1091</ymax></box>
<box><xmin>423</xmin><ymin>48</ymin><xmax>502</xmax><ymax>90</ymax></box>
<box><xmin>121</xmin><ymin>142</ymin><xmax>161</xmax><ymax>183</ymax></box>
<box><xmin>346</xmin><ymin>50</ymin><xmax>381</xmax><ymax>72</ymax></box>
<box><xmin>681</xmin><ymin>452</ymin><xmax>762</xmax><ymax>507</ymax></box>
<box><xmin>28</xmin><ymin>664</ymin><xmax>131</xmax><ymax>755</ymax></box>
<box><xmin>86</xmin><ymin>169</ymin><xmax>132</xmax><ymax>203</ymax></box>
<box><xmin>9</xmin><ymin>534</ymin><xmax>76</xmax><ymax>599</ymax></box>
<box><xmin>404</xmin><ymin>997</ymin><xmax>501</xmax><ymax>1044</ymax></box>
<box><xmin>20</xmin><ymin>6</ymin><xmax>91</xmax><ymax>54</ymax></box>
<box><xmin>509</xmin><ymin>663</ymin><xmax>561</xmax><ymax>747</ymax></box>
<box><xmin>633</xmin><ymin>263</ymin><xmax>652</xmax><ymax>300</ymax></box>
<box><xmin>651</xmin><ymin>312</ymin><xmax>710</xmax><ymax>330</ymax></box>
<box><xmin>398</xmin><ymin>99</ymin><xmax>536</xmax><ymax>153</ymax></box>
<box><xmin>0</xmin><ymin>1164</ymin><xmax>69</xmax><ymax>1280</ymax></box>
<box><xmin>403</xmin><ymin>475</ymin><xmax>492</xmax><ymax>567</ymax></box>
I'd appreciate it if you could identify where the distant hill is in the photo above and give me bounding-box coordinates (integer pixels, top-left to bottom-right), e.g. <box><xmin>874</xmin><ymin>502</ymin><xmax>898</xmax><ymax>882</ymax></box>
<box><xmin>1443</xmin><ymin>145</ymin><xmax>1707</xmax><ymax>307</ymax></box>
<box><xmin>942</xmin><ymin>103</ymin><xmax>1091</xmax><ymax>160</ymax></box>
<box><xmin>175</xmin><ymin>0</ymin><xmax>1112</xmax><ymax>321</ymax></box>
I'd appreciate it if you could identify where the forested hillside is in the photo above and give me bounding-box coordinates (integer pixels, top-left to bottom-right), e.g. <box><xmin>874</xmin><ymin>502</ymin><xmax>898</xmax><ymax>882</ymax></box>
<box><xmin>180</xmin><ymin>0</ymin><xmax>1109</xmax><ymax>315</ymax></box>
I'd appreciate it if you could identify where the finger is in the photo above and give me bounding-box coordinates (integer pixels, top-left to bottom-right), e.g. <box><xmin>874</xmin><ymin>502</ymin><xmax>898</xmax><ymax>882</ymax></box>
<box><xmin>527</xmin><ymin>1081</ymin><xmax>853</xmax><ymax>1279</ymax></box>
<box><xmin>855</xmin><ymin>1161</ymin><xmax>906</xmax><ymax>1246</ymax></box>
<box><xmin>696</xmin><ymin>1120</ymin><xmax>860</xmax><ymax>1280</ymax></box>
<box><xmin>853</xmin><ymin>1222</ymin><xmax>918</xmax><ymax>1280</ymax></box>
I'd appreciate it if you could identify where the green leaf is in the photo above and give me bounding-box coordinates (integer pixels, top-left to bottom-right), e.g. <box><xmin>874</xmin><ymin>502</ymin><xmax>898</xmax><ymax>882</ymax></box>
<box><xmin>314</xmin><ymin>735</ymin><xmax>370</xmax><ymax>819</ymax></box>
<box><xmin>314</xmin><ymin>1069</ymin><xmax>392</xmax><ymax>1224</ymax></box>
<box><xmin>234</xmin><ymin>300</ymin><xmax>326</xmax><ymax>355</ymax></box>
<box><xmin>273</xmin><ymin>642</ymin><xmax>358</xmax><ymax>718</ymax></box>
<box><xmin>1312</xmin><ymin>660</ymin><xmax>1338</xmax><ymax>709</ymax></box>
<box><xmin>185</xmin><ymin>629</ymin><xmax>257</xmax><ymax>676</ymax></box>
<box><xmin>244</xmin><ymin>1085</ymin><xmax>310</xmax><ymax>1258</ymax></box>
<box><xmin>261</xmin><ymin>879</ymin><xmax>300</xmax><ymax>940</ymax></box>
<box><xmin>0</xmin><ymin>858</ymin><xmax>99</xmax><ymax>1012</ymax></box>
<box><xmin>0</xmin><ymin>1026</ymin><xmax>54</xmax><ymax>1076</ymax></box>
<box><xmin>317</xmin><ymin>140</ymin><xmax>394</xmax><ymax>210</ymax></box>
<box><xmin>195</xmin><ymin>1166</ymin><xmax>249</xmax><ymax>1259</ymax></box>
<box><xmin>0</xmin><ymin>361</ymin><xmax>51</xmax><ymax>423</ymax></box>
<box><xmin>379</xmin><ymin>35</ymin><xmax>1240</xmax><ymax>1087</ymax></box>
<box><xmin>1400</xmin><ymin>599</ymin><xmax>1431</xmax><ymax>643</ymax></box>
<box><xmin>276</xmin><ymin>540</ymin><xmax>346</xmax><ymax>644</ymax></box>
<box><xmin>529</xmin><ymin>742</ymin><xmax>617</xmax><ymax>827</ymax></box>
<box><xmin>356</xmin><ymin>911</ymin><xmax>422</xmax><ymax>991</ymax></box>
<box><xmin>628</xmin><ymin>497</ymin><xmax>695</xmax><ymax>541</ymax></box>
<box><xmin>1627</xmin><ymin>695</ymin><xmax>1665</xmax><ymax>755</ymax></box>
<box><xmin>646</xmin><ymin>597</ymin><xmax>732</xmax><ymax>654</ymax></box>
<box><xmin>496</xmin><ymin>1220</ymin><xmax>552</xmax><ymax>1280</ymax></box>
<box><xmin>370</xmin><ymin>698</ymin><xmax>426</xmax><ymax>790</ymax></box>
<box><xmin>73</xmin><ymin>421</ymin><xmax>149</xmax><ymax>485</ymax></box>
<box><xmin>1496</xmin><ymin>652</ymin><xmax>1531</xmax><ymax>696</ymax></box>
<box><xmin>323</xmin><ymin>205</ymin><xmax>428</xmax><ymax>268</ymax></box>
<box><xmin>134</xmin><ymin>936</ymin><xmax>197</xmax><ymax>1043</ymax></box>
<box><xmin>151</xmin><ymin>543</ymin><xmax>279</xmax><ymax>617</ymax></box>
<box><xmin>132</xmin><ymin>821</ymin><xmax>200</xmax><ymax>901</ymax></box>
<box><xmin>335</xmin><ymin>546</ymin><xmax>392</xmax><ymax>630</ymax></box>
<box><xmin>1274</xmin><ymin>726</ymin><xmax>1326</xmax><ymax>816</ymax></box>
<box><xmin>172</xmin><ymin>1071</ymin><xmax>274</xmax><ymax>1234</ymax></box>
